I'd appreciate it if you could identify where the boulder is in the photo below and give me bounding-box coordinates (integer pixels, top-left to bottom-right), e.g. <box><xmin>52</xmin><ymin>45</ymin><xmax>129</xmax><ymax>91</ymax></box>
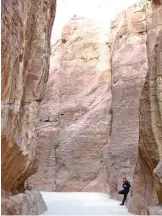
<box><xmin>1</xmin><ymin>190</ymin><xmax>47</xmax><ymax>215</ymax></box>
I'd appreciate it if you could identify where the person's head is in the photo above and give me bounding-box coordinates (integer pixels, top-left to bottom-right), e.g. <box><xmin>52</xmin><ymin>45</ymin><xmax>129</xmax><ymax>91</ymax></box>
<box><xmin>123</xmin><ymin>177</ymin><xmax>127</xmax><ymax>182</ymax></box>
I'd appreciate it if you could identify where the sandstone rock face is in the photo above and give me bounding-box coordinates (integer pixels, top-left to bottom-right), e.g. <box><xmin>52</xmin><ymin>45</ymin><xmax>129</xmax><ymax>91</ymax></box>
<box><xmin>1</xmin><ymin>0</ymin><xmax>56</xmax><ymax>194</ymax></box>
<box><xmin>27</xmin><ymin>2</ymin><xmax>162</xmax><ymax>215</ymax></box>
<box><xmin>128</xmin><ymin>1</ymin><xmax>162</xmax><ymax>214</ymax></box>
<box><xmin>28</xmin><ymin>40</ymin><xmax>62</xmax><ymax>191</ymax></box>
<box><xmin>109</xmin><ymin>4</ymin><xmax>148</xmax><ymax>200</ymax></box>
<box><xmin>1</xmin><ymin>190</ymin><xmax>47</xmax><ymax>215</ymax></box>
<box><xmin>29</xmin><ymin>17</ymin><xmax>112</xmax><ymax>192</ymax></box>
<box><xmin>1</xmin><ymin>0</ymin><xmax>56</xmax><ymax>214</ymax></box>
<box><xmin>148</xmin><ymin>204</ymin><xmax>162</xmax><ymax>215</ymax></box>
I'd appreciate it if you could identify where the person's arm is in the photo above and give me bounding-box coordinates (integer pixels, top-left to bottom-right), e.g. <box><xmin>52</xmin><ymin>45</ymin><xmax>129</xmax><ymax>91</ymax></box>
<box><xmin>127</xmin><ymin>182</ymin><xmax>131</xmax><ymax>188</ymax></box>
<box><xmin>125</xmin><ymin>182</ymin><xmax>130</xmax><ymax>189</ymax></box>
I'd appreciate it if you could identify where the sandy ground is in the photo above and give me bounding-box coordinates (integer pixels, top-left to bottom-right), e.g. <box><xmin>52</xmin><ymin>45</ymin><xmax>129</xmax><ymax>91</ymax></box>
<box><xmin>41</xmin><ymin>192</ymin><xmax>135</xmax><ymax>215</ymax></box>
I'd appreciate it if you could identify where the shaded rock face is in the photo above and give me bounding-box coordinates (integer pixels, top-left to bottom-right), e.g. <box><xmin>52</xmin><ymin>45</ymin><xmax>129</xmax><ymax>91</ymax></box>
<box><xmin>1</xmin><ymin>0</ymin><xmax>56</xmax><ymax>194</ymax></box>
<box><xmin>29</xmin><ymin>17</ymin><xmax>112</xmax><ymax>192</ymax></box>
<box><xmin>109</xmin><ymin>4</ymin><xmax>148</xmax><ymax>200</ymax></box>
<box><xmin>128</xmin><ymin>1</ymin><xmax>162</xmax><ymax>214</ymax></box>
<box><xmin>1</xmin><ymin>1</ymin><xmax>57</xmax><ymax>215</ymax></box>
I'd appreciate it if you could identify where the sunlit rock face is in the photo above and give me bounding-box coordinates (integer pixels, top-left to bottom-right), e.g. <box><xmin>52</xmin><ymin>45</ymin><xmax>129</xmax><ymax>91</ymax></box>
<box><xmin>128</xmin><ymin>0</ymin><xmax>162</xmax><ymax>214</ymax></box>
<box><xmin>28</xmin><ymin>1</ymin><xmax>162</xmax><ymax>214</ymax></box>
<box><xmin>1</xmin><ymin>0</ymin><xmax>56</xmax><ymax>214</ymax></box>
<box><xmin>29</xmin><ymin>15</ymin><xmax>112</xmax><ymax>192</ymax></box>
<box><xmin>108</xmin><ymin>2</ymin><xmax>148</xmax><ymax>201</ymax></box>
<box><xmin>29</xmin><ymin>0</ymin><xmax>141</xmax><ymax>194</ymax></box>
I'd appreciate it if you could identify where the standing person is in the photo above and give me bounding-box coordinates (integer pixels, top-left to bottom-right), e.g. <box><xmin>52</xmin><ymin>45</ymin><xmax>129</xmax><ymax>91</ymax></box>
<box><xmin>118</xmin><ymin>177</ymin><xmax>131</xmax><ymax>205</ymax></box>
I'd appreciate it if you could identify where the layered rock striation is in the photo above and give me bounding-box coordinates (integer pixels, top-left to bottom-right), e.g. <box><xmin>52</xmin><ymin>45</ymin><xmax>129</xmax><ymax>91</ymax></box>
<box><xmin>128</xmin><ymin>0</ymin><xmax>162</xmax><ymax>214</ymax></box>
<box><xmin>28</xmin><ymin>0</ymin><xmax>162</xmax><ymax>214</ymax></box>
<box><xmin>29</xmin><ymin>16</ymin><xmax>112</xmax><ymax>192</ymax></box>
<box><xmin>1</xmin><ymin>0</ymin><xmax>56</xmax><ymax>214</ymax></box>
<box><xmin>109</xmin><ymin>3</ymin><xmax>148</xmax><ymax>200</ymax></box>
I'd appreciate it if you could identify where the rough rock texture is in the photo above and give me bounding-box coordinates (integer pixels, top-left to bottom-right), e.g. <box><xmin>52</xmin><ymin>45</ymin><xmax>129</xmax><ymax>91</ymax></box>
<box><xmin>128</xmin><ymin>0</ymin><xmax>162</xmax><ymax>214</ymax></box>
<box><xmin>28</xmin><ymin>2</ymin><xmax>162</xmax><ymax>215</ymax></box>
<box><xmin>1</xmin><ymin>190</ymin><xmax>47</xmax><ymax>215</ymax></box>
<box><xmin>148</xmin><ymin>204</ymin><xmax>162</xmax><ymax>215</ymax></box>
<box><xmin>1</xmin><ymin>0</ymin><xmax>56</xmax><ymax>214</ymax></box>
<box><xmin>2</xmin><ymin>0</ymin><xmax>56</xmax><ymax>194</ymax></box>
<box><xmin>29</xmin><ymin>17</ymin><xmax>112</xmax><ymax>192</ymax></box>
<box><xmin>109</xmin><ymin>4</ymin><xmax>148</xmax><ymax>201</ymax></box>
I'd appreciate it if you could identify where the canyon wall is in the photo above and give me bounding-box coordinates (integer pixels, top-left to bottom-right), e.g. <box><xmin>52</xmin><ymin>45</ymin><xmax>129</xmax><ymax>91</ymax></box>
<box><xmin>1</xmin><ymin>0</ymin><xmax>56</xmax><ymax>214</ymax></box>
<box><xmin>109</xmin><ymin>1</ymin><xmax>162</xmax><ymax>214</ymax></box>
<box><xmin>28</xmin><ymin>0</ymin><xmax>162</xmax><ymax>214</ymax></box>
<box><xmin>128</xmin><ymin>0</ymin><xmax>162</xmax><ymax>214</ymax></box>
<box><xmin>30</xmin><ymin>16</ymin><xmax>112</xmax><ymax>192</ymax></box>
<box><xmin>109</xmin><ymin>3</ymin><xmax>148</xmax><ymax>200</ymax></box>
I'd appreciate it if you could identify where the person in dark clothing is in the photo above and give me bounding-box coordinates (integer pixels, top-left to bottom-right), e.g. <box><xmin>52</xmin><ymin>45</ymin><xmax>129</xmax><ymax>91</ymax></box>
<box><xmin>118</xmin><ymin>177</ymin><xmax>131</xmax><ymax>205</ymax></box>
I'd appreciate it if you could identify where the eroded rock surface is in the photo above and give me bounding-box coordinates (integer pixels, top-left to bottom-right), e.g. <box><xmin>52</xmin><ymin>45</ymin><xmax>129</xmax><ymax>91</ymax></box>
<box><xmin>1</xmin><ymin>190</ymin><xmax>47</xmax><ymax>215</ymax></box>
<box><xmin>1</xmin><ymin>0</ymin><xmax>56</xmax><ymax>214</ymax></box>
<box><xmin>29</xmin><ymin>17</ymin><xmax>112</xmax><ymax>192</ymax></box>
<box><xmin>128</xmin><ymin>0</ymin><xmax>162</xmax><ymax>214</ymax></box>
<box><xmin>109</xmin><ymin>3</ymin><xmax>148</xmax><ymax>201</ymax></box>
<box><xmin>148</xmin><ymin>204</ymin><xmax>162</xmax><ymax>215</ymax></box>
<box><xmin>28</xmin><ymin>1</ymin><xmax>162</xmax><ymax>214</ymax></box>
<box><xmin>2</xmin><ymin>0</ymin><xmax>56</xmax><ymax>194</ymax></box>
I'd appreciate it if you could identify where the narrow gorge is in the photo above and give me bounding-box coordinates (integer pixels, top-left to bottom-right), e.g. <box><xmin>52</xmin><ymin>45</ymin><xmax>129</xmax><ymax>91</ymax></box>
<box><xmin>1</xmin><ymin>0</ymin><xmax>162</xmax><ymax>215</ymax></box>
